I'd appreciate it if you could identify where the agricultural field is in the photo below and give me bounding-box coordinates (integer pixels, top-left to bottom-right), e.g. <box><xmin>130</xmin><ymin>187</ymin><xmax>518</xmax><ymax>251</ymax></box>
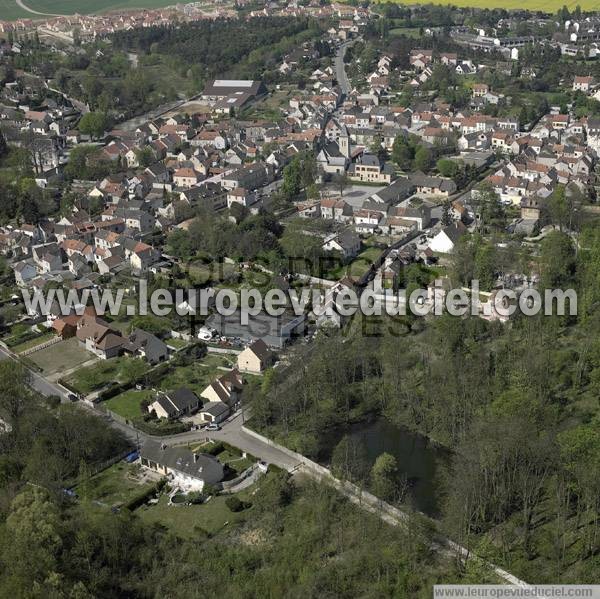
<box><xmin>0</xmin><ymin>0</ymin><xmax>31</xmax><ymax>20</ymax></box>
<box><xmin>4</xmin><ymin>0</ymin><xmax>178</xmax><ymax>19</ymax></box>
<box><xmin>376</xmin><ymin>0</ymin><xmax>600</xmax><ymax>11</ymax></box>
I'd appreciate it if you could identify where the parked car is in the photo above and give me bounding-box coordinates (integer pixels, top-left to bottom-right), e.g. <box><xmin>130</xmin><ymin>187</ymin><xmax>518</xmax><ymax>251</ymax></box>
<box><xmin>206</xmin><ymin>422</ymin><xmax>221</xmax><ymax>431</ymax></box>
<box><xmin>67</xmin><ymin>394</ymin><xmax>79</xmax><ymax>402</ymax></box>
<box><xmin>198</xmin><ymin>327</ymin><xmax>216</xmax><ymax>341</ymax></box>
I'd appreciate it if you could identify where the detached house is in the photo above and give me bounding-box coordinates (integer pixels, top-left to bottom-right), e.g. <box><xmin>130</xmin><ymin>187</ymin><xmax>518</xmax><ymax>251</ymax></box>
<box><xmin>130</xmin><ymin>242</ymin><xmax>160</xmax><ymax>273</ymax></box>
<box><xmin>76</xmin><ymin>315</ymin><xmax>124</xmax><ymax>359</ymax></box>
<box><xmin>429</xmin><ymin>222</ymin><xmax>468</xmax><ymax>254</ymax></box>
<box><xmin>573</xmin><ymin>75</ymin><xmax>594</xmax><ymax>92</ymax></box>
<box><xmin>140</xmin><ymin>439</ymin><xmax>223</xmax><ymax>492</ymax></box>
<box><xmin>148</xmin><ymin>387</ymin><xmax>201</xmax><ymax>419</ymax></box>
<box><xmin>200</xmin><ymin>369</ymin><xmax>243</xmax><ymax>409</ymax></box>
<box><xmin>174</xmin><ymin>168</ymin><xmax>201</xmax><ymax>188</ymax></box>
<box><xmin>323</xmin><ymin>230</ymin><xmax>361</xmax><ymax>259</ymax></box>
<box><xmin>348</xmin><ymin>153</ymin><xmax>394</xmax><ymax>184</ymax></box>
<box><xmin>123</xmin><ymin>329</ymin><xmax>169</xmax><ymax>364</ymax></box>
<box><xmin>237</xmin><ymin>339</ymin><xmax>274</xmax><ymax>373</ymax></box>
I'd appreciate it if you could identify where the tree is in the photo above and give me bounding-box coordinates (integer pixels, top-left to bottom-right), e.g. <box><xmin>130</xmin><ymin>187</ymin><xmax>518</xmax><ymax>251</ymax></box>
<box><xmin>540</xmin><ymin>231</ymin><xmax>576</xmax><ymax>289</ymax></box>
<box><xmin>135</xmin><ymin>146</ymin><xmax>154</xmax><ymax>168</ymax></box>
<box><xmin>441</xmin><ymin>202</ymin><xmax>453</xmax><ymax>227</ymax></box>
<box><xmin>331</xmin><ymin>435</ymin><xmax>368</xmax><ymax>482</ymax></box>
<box><xmin>166</xmin><ymin>229</ymin><xmax>191</xmax><ymax>258</ymax></box>
<box><xmin>0</xmin><ymin>129</ymin><xmax>8</xmax><ymax>159</ymax></box>
<box><xmin>5</xmin><ymin>488</ymin><xmax>63</xmax><ymax>593</ymax></box>
<box><xmin>369</xmin><ymin>136</ymin><xmax>386</xmax><ymax>160</ymax></box>
<box><xmin>281</xmin><ymin>151</ymin><xmax>316</xmax><ymax>201</ymax></box>
<box><xmin>0</xmin><ymin>362</ymin><xmax>31</xmax><ymax>429</ymax></box>
<box><xmin>414</xmin><ymin>146</ymin><xmax>432</xmax><ymax>172</ymax></box>
<box><xmin>333</xmin><ymin>171</ymin><xmax>349</xmax><ymax>197</ymax></box>
<box><xmin>437</xmin><ymin>158</ymin><xmax>459</xmax><ymax>179</ymax></box>
<box><xmin>472</xmin><ymin>183</ymin><xmax>503</xmax><ymax>233</ymax></box>
<box><xmin>78</xmin><ymin>112</ymin><xmax>109</xmax><ymax>140</ymax></box>
<box><xmin>370</xmin><ymin>452</ymin><xmax>399</xmax><ymax>502</ymax></box>
<box><xmin>391</xmin><ymin>135</ymin><xmax>414</xmax><ymax>169</ymax></box>
<box><xmin>547</xmin><ymin>184</ymin><xmax>569</xmax><ymax>231</ymax></box>
<box><xmin>473</xmin><ymin>242</ymin><xmax>497</xmax><ymax>291</ymax></box>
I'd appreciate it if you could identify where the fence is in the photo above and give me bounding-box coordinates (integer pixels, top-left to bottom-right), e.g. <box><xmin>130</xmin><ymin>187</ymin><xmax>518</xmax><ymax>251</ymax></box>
<box><xmin>218</xmin><ymin>464</ymin><xmax>259</xmax><ymax>492</ymax></box>
<box><xmin>207</xmin><ymin>346</ymin><xmax>242</xmax><ymax>356</ymax></box>
<box><xmin>241</xmin><ymin>425</ymin><xmax>330</xmax><ymax>477</ymax></box>
<box><xmin>20</xmin><ymin>335</ymin><xmax>61</xmax><ymax>356</ymax></box>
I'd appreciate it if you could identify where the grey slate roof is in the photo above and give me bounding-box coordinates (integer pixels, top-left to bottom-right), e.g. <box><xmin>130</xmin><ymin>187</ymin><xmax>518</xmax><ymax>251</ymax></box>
<box><xmin>140</xmin><ymin>439</ymin><xmax>224</xmax><ymax>485</ymax></box>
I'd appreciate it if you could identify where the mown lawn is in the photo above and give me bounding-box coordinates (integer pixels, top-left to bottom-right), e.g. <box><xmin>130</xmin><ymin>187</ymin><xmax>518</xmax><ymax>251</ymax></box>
<box><xmin>105</xmin><ymin>389</ymin><xmax>153</xmax><ymax>420</ymax></box>
<box><xmin>136</xmin><ymin>472</ymin><xmax>272</xmax><ymax>537</ymax></box>
<box><xmin>165</xmin><ymin>337</ymin><xmax>189</xmax><ymax>350</ymax></box>
<box><xmin>158</xmin><ymin>354</ymin><xmax>235</xmax><ymax>396</ymax></box>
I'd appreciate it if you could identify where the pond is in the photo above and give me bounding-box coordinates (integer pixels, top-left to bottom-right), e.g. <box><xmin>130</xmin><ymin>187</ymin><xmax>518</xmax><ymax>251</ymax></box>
<box><xmin>320</xmin><ymin>419</ymin><xmax>451</xmax><ymax>518</ymax></box>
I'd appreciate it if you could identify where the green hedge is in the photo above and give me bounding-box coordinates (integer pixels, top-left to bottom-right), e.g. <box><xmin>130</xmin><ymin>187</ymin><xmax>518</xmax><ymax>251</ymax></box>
<box><xmin>5</xmin><ymin>329</ymin><xmax>44</xmax><ymax>348</ymax></box>
<box><xmin>123</xmin><ymin>477</ymin><xmax>167</xmax><ymax>511</ymax></box>
<box><xmin>132</xmin><ymin>418</ymin><xmax>190</xmax><ymax>436</ymax></box>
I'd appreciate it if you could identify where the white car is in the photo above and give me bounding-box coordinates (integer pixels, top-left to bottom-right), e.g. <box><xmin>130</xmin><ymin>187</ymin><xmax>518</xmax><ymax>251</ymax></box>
<box><xmin>206</xmin><ymin>422</ymin><xmax>221</xmax><ymax>431</ymax></box>
<box><xmin>198</xmin><ymin>327</ymin><xmax>215</xmax><ymax>341</ymax></box>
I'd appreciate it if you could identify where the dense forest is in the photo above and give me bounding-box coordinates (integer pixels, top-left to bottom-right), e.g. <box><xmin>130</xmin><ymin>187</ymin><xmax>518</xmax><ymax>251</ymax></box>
<box><xmin>111</xmin><ymin>17</ymin><xmax>321</xmax><ymax>80</ymax></box>
<box><xmin>5</xmin><ymin>17</ymin><xmax>326</xmax><ymax>118</ymax></box>
<box><xmin>245</xmin><ymin>224</ymin><xmax>600</xmax><ymax>583</ymax></box>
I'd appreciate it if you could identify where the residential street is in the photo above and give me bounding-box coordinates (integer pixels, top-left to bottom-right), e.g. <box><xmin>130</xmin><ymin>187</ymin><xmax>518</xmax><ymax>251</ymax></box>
<box><xmin>0</xmin><ymin>345</ymin><xmax>70</xmax><ymax>399</ymax></box>
<box><xmin>334</xmin><ymin>39</ymin><xmax>356</xmax><ymax>96</ymax></box>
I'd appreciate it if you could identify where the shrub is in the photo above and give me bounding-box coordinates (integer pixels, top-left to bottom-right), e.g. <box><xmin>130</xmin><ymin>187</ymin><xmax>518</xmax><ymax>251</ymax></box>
<box><xmin>204</xmin><ymin>441</ymin><xmax>224</xmax><ymax>456</ymax></box>
<box><xmin>186</xmin><ymin>491</ymin><xmax>205</xmax><ymax>504</ymax></box>
<box><xmin>225</xmin><ymin>496</ymin><xmax>244</xmax><ymax>512</ymax></box>
<box><xmin>123</xmin><ymin>478</ymin><xmax>166</xmax><ymax>511</ymax></box>
<box><xmin>45</xmin><ymin>395</ymin><xmax>61</xmax><ymax>409</ymax></box>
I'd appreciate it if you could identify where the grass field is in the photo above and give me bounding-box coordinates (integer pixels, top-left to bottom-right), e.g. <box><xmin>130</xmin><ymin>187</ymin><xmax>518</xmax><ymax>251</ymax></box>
<box><xmin>27</xmin><ymin>337</ymin><xmax>95</xmax><ymax>374</ymax></box>
<box><xmin>76</xmin><ymin>462</ymin><xmax>154</xmax><ymax>509</ymax></box>
<box><xmin>0</xmin><ymin>0</ymin><xmax>32</xmax><ymax>19</ymax></box>
<box><xmin>158</xmin><ymin>353</ymin><xmax>235</xmax><ymax>396</ymax></box>
<box><xmin>105</xmin><ymin>389</ymin><xmax>153</xmax><ymax>420</ymax></box>
<box><xmin>326</xmin><ymin>246</ymin><xmax>383</xmax><ymax>281</ymax></box>
<box><xmin>64</xmin><ymin>356</ymin><xmax>149</xmax><ymax>395</ymax></box>
<box><xmin>137</xmin><ymin>472</ymin><xmax>272</xmax><ymax>537</ymax></box>
<box><xmin>11</xmin><ymin>331</ymin><xmax>55</xmax><ymax>354</ymax></box>
<box><xmin>376</xmin><ymin>0</ymin><xmax>600</xmax><ymax>11</ymax></box>
<box><xmin>4</xmin><ymin>0</ymin><xmax>178</xmax><ymax>19</ymax></box>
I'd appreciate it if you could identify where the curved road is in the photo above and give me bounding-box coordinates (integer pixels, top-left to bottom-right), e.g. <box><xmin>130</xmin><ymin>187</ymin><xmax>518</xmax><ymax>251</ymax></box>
<box><xmin>15</xmin><ymin>0</ymin><xmax>64</xmax><ymax>17</ymax></box>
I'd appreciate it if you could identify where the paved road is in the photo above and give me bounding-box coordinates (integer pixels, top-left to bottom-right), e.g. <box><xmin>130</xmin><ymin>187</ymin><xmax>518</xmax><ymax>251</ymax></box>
<box><xmin>15</xmin><ymin>0</ymin><xmax>63</xmax><ymax>17</ymax></box>
<box><xmin>105</xmin><ymin>407</ymin><xmax>302</xmax><ymax>472</ymax></box>
<box><xmin>334</xmin><ymin>40</ymin><xmax>354</xmax><ymax>96</ymax></box>
<box><xmin>2</xmin><ymin>344</ymin><xmax>525</xmax><ymax>585</ymax></box>
<box><xmin>0</xmin><ymin>345</ymin><xmax>70</xmax><ymax>399</ymax></box>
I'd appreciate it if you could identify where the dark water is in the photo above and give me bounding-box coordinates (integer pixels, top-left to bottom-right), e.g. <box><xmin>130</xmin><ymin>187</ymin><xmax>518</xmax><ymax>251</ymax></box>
<box><xmin>320</xmin><ymin>419</ymin><xmax>451</xmax><ymax>518</ymax></box>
